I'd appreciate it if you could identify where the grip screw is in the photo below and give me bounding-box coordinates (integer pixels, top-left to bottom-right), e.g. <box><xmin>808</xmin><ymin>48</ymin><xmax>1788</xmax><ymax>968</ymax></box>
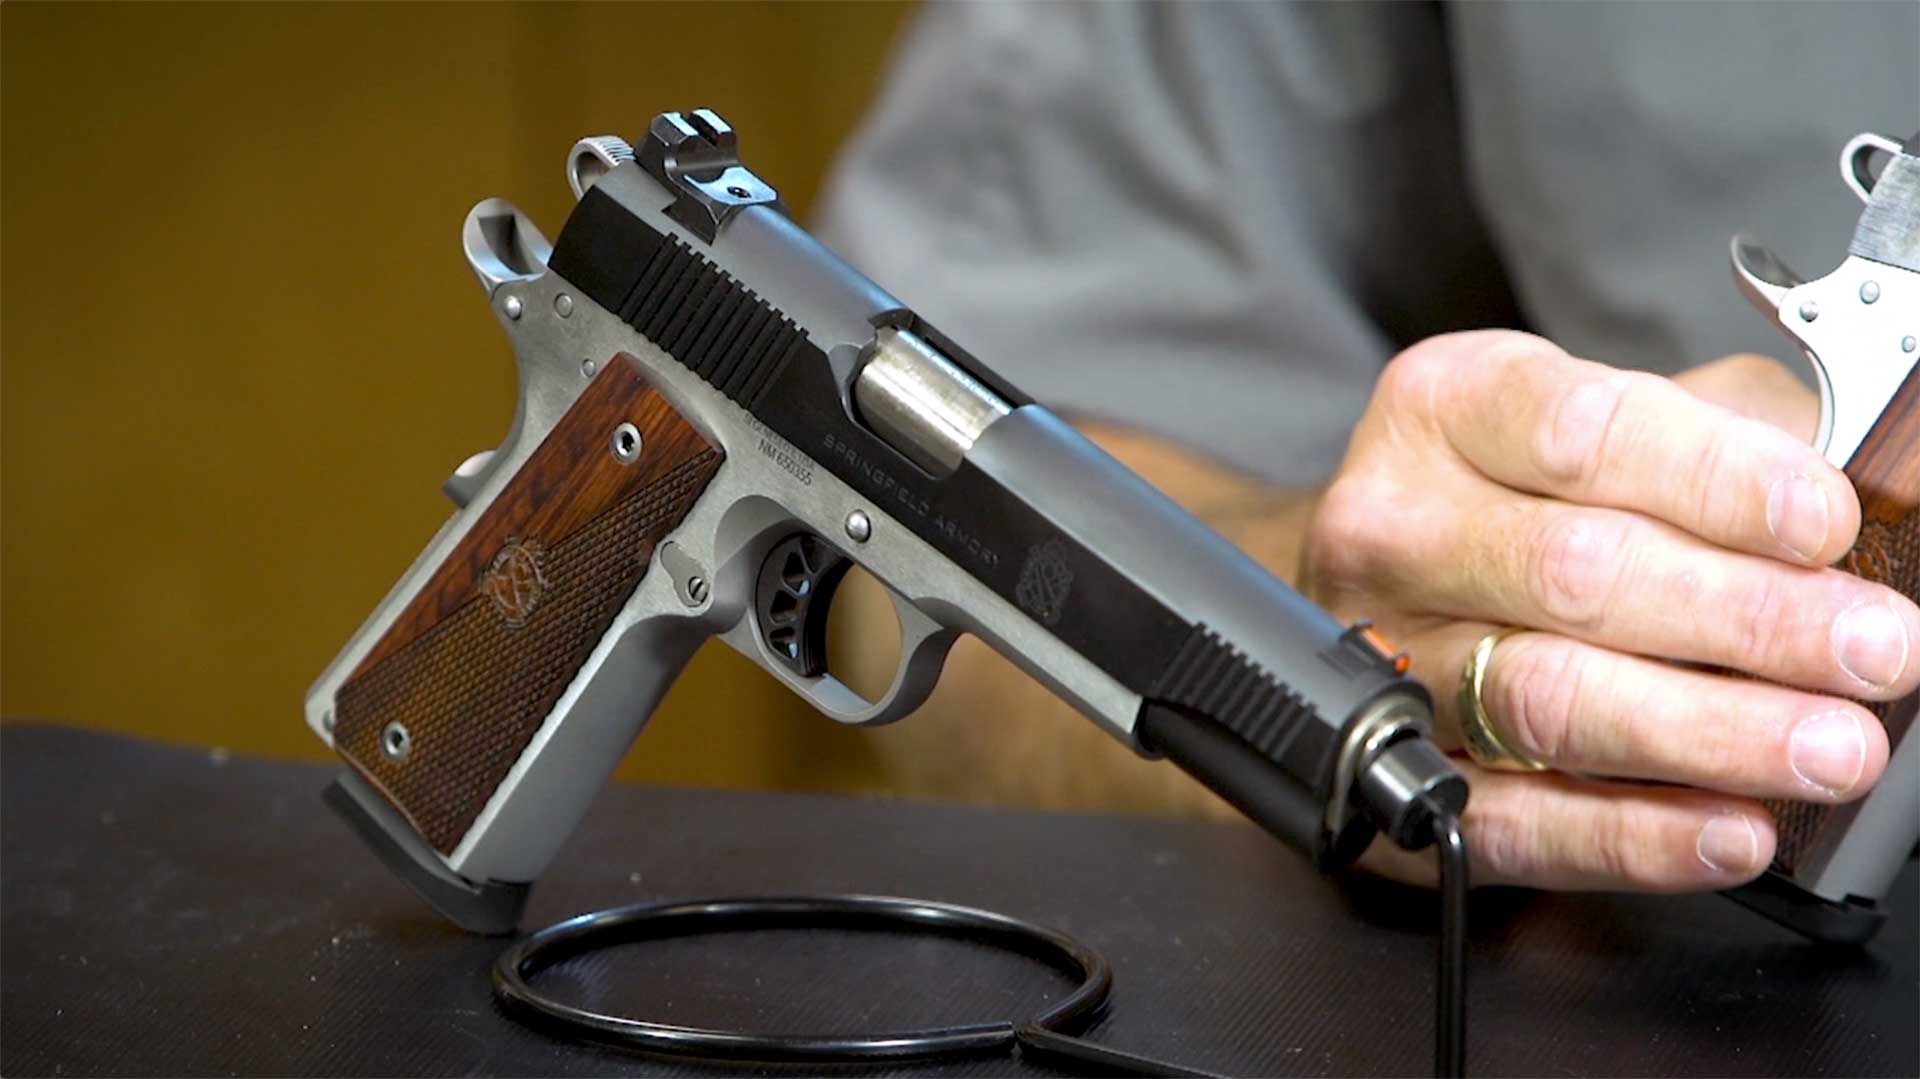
<box><xmin>687</xmin><ymin>576</ymin><xmax>710</xmax><ymax>604</ymax></box>
<box><xmin>844</xmin><ymin>510</ymin><xmax>872</xmax><ymax>543</ymax></box>
<box><xmin>504</xmin><ymin>295</ymin><xmax>524</xmax><ymax>320</ymax></box>
<box><xmin>610</xmin><ymin>422</ymin><xmax>643</xmax><ymax>464</ymax></box>
<box><xmin>381</xmin><ymin>722</ymin><xmax>412</xmax><ymax>762</ymax></box>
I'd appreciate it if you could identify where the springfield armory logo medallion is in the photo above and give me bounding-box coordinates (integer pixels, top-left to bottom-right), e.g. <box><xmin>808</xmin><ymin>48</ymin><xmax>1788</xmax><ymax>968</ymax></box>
<box><xmin>1015</xmin><ymin>539</ymin><xmax>1074</xmax><ymax>626</ymax></box>
<box><xmin>482</xmin><ymin>538</ymin><xmax>548</xmax><ymax>628</ymax></box>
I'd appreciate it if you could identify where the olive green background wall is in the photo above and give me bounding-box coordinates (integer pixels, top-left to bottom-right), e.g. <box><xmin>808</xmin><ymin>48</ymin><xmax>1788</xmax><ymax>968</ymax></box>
<box><xmin>1</xmin><ymin>1</ymin><xmax>913</xmax><ymax>792</ymax></box>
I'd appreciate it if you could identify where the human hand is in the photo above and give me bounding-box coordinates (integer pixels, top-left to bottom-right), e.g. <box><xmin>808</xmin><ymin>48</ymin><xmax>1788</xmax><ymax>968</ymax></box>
<box><xmin>1300</xmin><ymin>332</ymin><xmax>1919</xmax><ymax>891</ymax></box>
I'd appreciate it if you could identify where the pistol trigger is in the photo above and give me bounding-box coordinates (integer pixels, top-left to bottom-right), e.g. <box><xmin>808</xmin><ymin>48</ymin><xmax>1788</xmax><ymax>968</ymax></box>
<box><xmin>442</xmin><ymin>449</ymin><xmax>496</xmax><ymax>508</ymax></box>
<box><xmin>755</xmin><ymin>533</ymin><xmax>854</xmax><ymax>678</ymax></box>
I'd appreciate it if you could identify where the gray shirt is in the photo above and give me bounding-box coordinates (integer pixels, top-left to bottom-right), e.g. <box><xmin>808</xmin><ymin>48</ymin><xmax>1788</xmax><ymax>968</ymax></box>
<box><xmin>814</xmin><ymin>1</ymin><xmax>1918</xmax><ymax>485</ymax></box>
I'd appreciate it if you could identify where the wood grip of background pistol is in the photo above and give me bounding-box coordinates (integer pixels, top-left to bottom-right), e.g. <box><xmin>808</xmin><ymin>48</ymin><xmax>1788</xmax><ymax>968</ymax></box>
<box><xmin>1766</xmin><ymin>365</ymin><xmax>1920</xmax><ymax>878</ymax></box>
<box><xmin>331</xmin><ymin>355</ymin><xmax>721</xmax><ymax>854</ymax></box>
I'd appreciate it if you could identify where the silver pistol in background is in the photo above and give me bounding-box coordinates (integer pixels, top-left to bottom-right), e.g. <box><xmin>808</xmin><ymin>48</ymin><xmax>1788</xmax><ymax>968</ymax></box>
<box><xmin>305</xmin><ymin>111</ymin><xmax>1466</xmax><ymax>933</ymax></box>
<box><xmin>1731</xmin><ymin>130</ymin><xmax>1920</xmax><ymax>943</ymax></box>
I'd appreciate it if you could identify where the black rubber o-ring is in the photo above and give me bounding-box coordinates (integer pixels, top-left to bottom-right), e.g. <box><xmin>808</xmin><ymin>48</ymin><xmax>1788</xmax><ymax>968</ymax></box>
<box><xmin>491</xmin><ymin>894</ymin><xmax>1114</xmax><ymax>1062</ymax></box>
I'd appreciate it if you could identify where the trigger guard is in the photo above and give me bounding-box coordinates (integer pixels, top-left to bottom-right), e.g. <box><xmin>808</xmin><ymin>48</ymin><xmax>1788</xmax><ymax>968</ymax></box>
<box><xmin>1803</xmin><ymin>346</ymin><xmax>1838</xmax><ymax>461</ymax></box>
<box><xmin>812</xmin><ymin>591</ymin><xmax>958</xmax><ymax>728</ymax></box>
<box><xmin>1729</xmin><ymin>238</ymin><xmax>1840</xmax><ymax>463</ymax></box>
<box><xmin>743</xmin><ymin>533</ymin><xmax>959</xmax><ymax>727</ymax></box>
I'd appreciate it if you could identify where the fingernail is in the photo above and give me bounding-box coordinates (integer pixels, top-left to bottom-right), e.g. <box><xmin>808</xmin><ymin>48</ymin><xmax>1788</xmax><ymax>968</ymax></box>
<box><xmin>1831</xmin><ymin>601</ymin><xmax>1911</xmax><ymax>689</ymax></box>
<box><xmin>1789</xmin><ymin>711</ymin><xmax>1867</xmax><ymax>795</ymax></box>
<box><xmin>1766</xmin><ymin>474</ymin><xmax>1829</xmax><ymax>561</ymax></box>
<box><xmin>1696</xmin><ymin>815</ymin><xmax>1760</xmax><ymax>875</ymax></box>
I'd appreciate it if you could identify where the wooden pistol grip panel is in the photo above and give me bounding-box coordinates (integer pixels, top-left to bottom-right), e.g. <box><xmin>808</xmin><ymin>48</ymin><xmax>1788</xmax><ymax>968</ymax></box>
<box><xmin>332</xmin><ymin>354</ymin><xmax>722</xmax><ymax>855</ymax></box>
<box><xmin>1769</xmin><ymin>363</ymin><xmax>1920</xmax><ymax>876</ymax></box>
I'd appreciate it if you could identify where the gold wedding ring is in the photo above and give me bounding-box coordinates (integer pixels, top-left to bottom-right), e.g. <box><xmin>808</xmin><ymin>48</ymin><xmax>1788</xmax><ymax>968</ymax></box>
<box><xmin>1457</xmin><ymin>628</ymin><xmax>1549</xmax><ymax>772</ymax></box>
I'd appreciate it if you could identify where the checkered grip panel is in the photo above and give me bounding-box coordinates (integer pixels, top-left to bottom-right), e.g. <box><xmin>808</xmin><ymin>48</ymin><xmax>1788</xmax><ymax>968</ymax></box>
<box><xmin>329</xmin><ymin>358</ymin><xmax>722</xmax><ymax>855</ymax></box>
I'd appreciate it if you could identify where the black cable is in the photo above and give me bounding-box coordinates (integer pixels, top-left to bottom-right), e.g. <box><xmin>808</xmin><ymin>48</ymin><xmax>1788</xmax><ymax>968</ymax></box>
<box><xmin>1343</xmin><ymin>734</ymin><xmax>1471</xmax><ymax>1079</ymax></box>
<box><xmin>1428</xmin><ymin>806</ymin><xmax>1469</xmax><ymax>1079</ymax></box>
<box><xmin>492</xmin><ymin>893</ymin><xmax>1212</xmax><ymax>1075</ymax></box>
<box><xmin>1014</xmin><ymin>1023</ymin><xmax>1222</xmax><ymax>1077</ymax></box>
<box><xmin>494</xmin><ymin>789</ymin><xmax>1465</xmax><ymax>1077</ymax></box>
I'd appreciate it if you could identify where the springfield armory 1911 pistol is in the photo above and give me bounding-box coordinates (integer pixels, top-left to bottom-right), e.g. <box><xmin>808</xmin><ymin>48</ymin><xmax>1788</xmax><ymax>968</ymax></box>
<box><xmin>305</xmin><ymin>111</ymin><xmax>1465</xmax><ymax>933</ymax></box>
<box><xmin>1731</xmin><ymin>131</ymin><xmax>1920</xmax><ymax>943</ymax></box>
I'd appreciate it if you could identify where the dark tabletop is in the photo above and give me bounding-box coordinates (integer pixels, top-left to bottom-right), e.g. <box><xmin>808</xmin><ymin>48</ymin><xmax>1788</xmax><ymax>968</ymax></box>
<box><xmin>1</xmin><ymin>725</ymin><xmax>1914</xmax><ymax>1078</ymax></box>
